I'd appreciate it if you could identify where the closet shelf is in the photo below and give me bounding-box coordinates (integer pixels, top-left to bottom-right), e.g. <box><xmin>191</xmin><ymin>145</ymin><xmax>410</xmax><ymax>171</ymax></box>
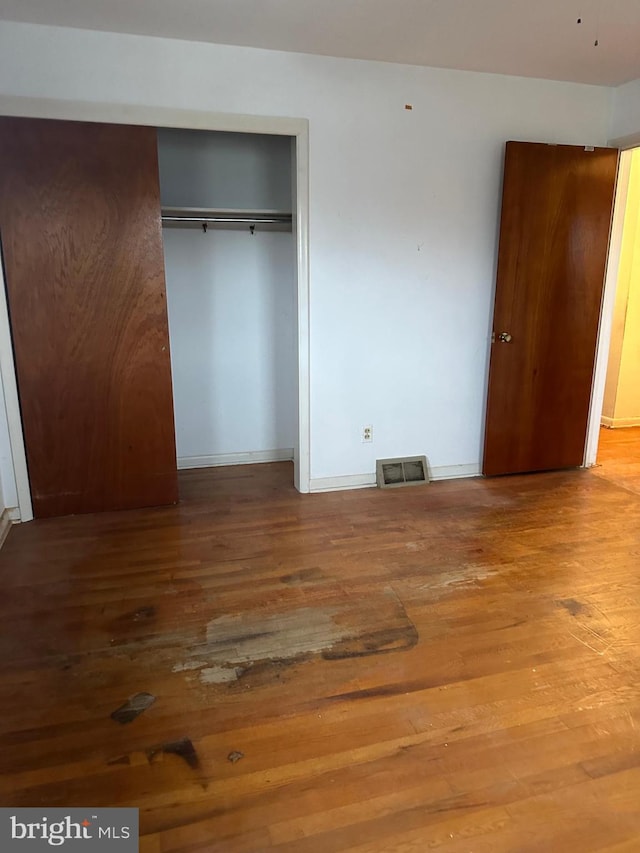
<box><xmin>161</xmin><ymin>207</ymin><xmax>293</xmax><ymax>233</ymax></box>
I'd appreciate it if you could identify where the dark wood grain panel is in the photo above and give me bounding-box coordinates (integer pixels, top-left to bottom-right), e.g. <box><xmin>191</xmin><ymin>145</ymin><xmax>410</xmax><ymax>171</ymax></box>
<box><xmin>0</xmin><ymin>117</ymin><xmax>178</xmax><ymax>517</ymax></box>
<box><xmin>483</xmin><ymin>141</ymin><xmax>618</xmax><ymax>476</ymax></box>
<box><xmin>2</xmin><ymin>462</ymin><xmax>640</xmax><ymax>850</ymax></box>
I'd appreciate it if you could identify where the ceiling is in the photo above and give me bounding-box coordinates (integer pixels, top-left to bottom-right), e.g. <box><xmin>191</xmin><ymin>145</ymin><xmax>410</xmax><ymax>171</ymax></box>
<box><xmin>0</xmin><ymin>0</ymin><xmax>639</xmax><ymax>87</ymax></box>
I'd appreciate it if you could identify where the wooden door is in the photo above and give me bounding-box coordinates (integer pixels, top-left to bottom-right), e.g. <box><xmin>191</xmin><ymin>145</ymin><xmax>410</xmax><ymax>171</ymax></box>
<box><xmin>0</xmin><ymin>117</ymin><xmax>178</xmax><ymax>517</ymax></box>
<box><xmin>483</xmin><ymin>142</ymin><xmax>618</xmax><ymax>476</ymax></box>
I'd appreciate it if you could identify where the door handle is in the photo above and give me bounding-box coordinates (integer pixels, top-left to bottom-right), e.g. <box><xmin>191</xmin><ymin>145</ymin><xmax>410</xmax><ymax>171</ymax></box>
<box><xmin>498</xmin><ymin>332</ymin><xmax>512</xmax><ymax>343</ymax></box>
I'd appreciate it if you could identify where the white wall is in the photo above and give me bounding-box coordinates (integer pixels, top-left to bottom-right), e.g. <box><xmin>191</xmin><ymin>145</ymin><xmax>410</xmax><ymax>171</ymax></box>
<box><xmin>0</xmin><ymin>21</ymin><xmax>612</xmax><ymax>485</ymax></box>
<box><xmin>159</xmin><ymin>129</ymin><xmax>296</xmax><ymax>465</ymax></box>
<box><xmin>164</xmin><ymin>230</ymin><xmax>297</xmax><ymax>464</ymax></box>
<box><xmin>158</xmin><ymin>128</ymin><xmax>292</xmax><ymax>210</ymax></box>
<box><xmin>0</xmin><ymin>263</ymin><xmax>19</xmax><ymax>513</ymax></box>
<box><xmin>0</xmin><ymin>369</ymin><xmax>16</xmax><ymax>511</ymax></box>
<box><xmin>610</xmin><ymin>78</ymin><xmax>640</xmax><ymax>144</ymax></box>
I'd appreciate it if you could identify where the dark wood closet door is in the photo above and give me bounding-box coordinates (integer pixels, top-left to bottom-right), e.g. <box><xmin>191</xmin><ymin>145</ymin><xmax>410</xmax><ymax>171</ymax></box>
<box><xmin>0</xmin><ymin>117</ymin><xmax>178</xmax><ymax>517</ymax></box>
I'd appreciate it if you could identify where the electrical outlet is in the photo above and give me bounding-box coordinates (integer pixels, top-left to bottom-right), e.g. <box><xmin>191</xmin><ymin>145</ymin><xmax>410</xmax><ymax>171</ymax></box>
<box><xmin>362</xmin><ymin>425</ymin><xmax>373</xmax><ymax>443</ymax></box>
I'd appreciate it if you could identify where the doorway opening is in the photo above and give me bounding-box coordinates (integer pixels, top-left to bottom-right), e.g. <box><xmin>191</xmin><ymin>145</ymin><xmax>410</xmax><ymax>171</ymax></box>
<box><xmin>591</xmin><ymin>146</ymin><xmax>640</xmax><ymax>494</ymax></box>
<box><xmin>157</xmin><ymin>128</ymin><xmax>298</xmax><ymax>485</ymax></box>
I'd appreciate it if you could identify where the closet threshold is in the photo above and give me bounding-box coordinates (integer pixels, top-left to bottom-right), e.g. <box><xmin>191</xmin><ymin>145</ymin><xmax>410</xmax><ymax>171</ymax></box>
<box><xmin>161</xmin><ymin>207</ymin><xmax>293</xmax><ymax>233</ymax></box>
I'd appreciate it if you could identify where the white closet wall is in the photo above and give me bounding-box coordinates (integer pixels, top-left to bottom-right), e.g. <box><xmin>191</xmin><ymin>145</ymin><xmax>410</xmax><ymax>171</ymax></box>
<box><xmin>158</xmin><ymin>129</ymin><xmax>292</xmax><ymax>210</ymax></box>
<box><xmin>158</xmin><ymin>129</ymin><xmax>297</xmax><ymax>467</ymax></box>
<box><xmin>0</xmin><ymin>370</ymin><xmax>13</xmax><ymax>511</ymax></box>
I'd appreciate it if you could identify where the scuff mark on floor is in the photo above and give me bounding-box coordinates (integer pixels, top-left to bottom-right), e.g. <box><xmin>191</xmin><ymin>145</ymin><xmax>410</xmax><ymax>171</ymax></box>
<box><xmin>323</xmin><ymin>625</ymin><xmax>418</xmax><ymax>659</ymax></box>
<box><xmin>106</xmin><ymin>754</ymin><xmax>131</xmax><ymax>766</ymax></box>
<box><xmin>411</xmin><ymin>564</ymin><xmax>499</xmax><ymax>593</ymax></box>
<box><xmin>110</xmin><ymin>692</ymin><xmax>156</xmax><ymax>724</ymax></box>
<box><xmin>147</xmin><ymin>737</ymin><xmax>199</xmax><ymax>770</ymax></box>
<box><xmin>131</xmin><ymin>605</ymin><xmax>156</xmax><ymax>621</ymax></box>
<box><xmin>280</xmin><ymin>567</ymin><xmax>326</xmax><ymax>585</ymax></box>
<box><xmin>200</xmin><ymin>665</ymin><xmax>243</xmax><ymax>684</ymax></box>
<box><xmin>172</xmin><ymin>660</ymin><xmax>209</xmax><ymax>673</ymax></box>
<box><xmin>171</xmin><ymin>586</ymin><xmax>418</xmax><ymax>684</ymax></box>
<box><xmin>557</xmin><ymin>598</ymin><xmax>588</xmax><ymax>617</ymax></box>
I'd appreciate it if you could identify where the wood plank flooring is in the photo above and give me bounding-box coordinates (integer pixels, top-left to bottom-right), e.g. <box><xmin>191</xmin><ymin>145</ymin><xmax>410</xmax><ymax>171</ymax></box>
<box><xmin>2</xmin><ymin>456</ymin><xmax>640</xmax><ymax>851</ymax></box>
<box><xmin>592</xmin><ymin>425</ymin><xmax>640</xmax><ymax>495</ymax></box>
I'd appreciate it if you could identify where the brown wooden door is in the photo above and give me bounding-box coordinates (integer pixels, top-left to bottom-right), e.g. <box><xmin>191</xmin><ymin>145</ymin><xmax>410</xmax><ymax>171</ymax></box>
<box><xmin>0</xmin><ymin>117</ymin><xmax>178</xmax><ymax>517</ymax></box>
<box><xmin>483</xmin><ymin>141</ymin><xmax>618</xmax><ymax>476</ymax></box>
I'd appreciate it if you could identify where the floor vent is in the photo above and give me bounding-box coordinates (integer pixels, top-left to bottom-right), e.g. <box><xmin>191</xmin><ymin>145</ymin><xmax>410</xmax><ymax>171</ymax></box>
<box><xmin>376</xmin><ymin>456</ymin><xmax>430</xmax><ymax>489</ymax></box>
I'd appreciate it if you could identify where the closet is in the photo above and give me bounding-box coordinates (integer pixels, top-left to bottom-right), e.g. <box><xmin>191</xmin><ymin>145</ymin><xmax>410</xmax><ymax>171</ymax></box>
<box><xmin>0</xmin><ymin>117</ymin><xmax>297</xmax><ymax>519</ymax></box>
<box><xmin>157</xmin><ymin>129</ymin><xmax>297</xmax><ymax>475</ymax></box>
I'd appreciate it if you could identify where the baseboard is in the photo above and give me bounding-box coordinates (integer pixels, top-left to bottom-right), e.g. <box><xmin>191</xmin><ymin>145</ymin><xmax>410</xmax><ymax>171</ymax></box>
<box><xmin>309</xmin><ymin>473</ymin><xmax>377</xmax><ymax>493</ymax></box>
<box><xmin>429</xmin><ymin>463</ymin><xmax>482</xmax><ymax>481</ymax></box>
<box><xmin>177</xmin><ymin>448</ymin><xmax>294</xmax><ymax>470</ymax></box>
<box><xmin>309</xmin><ymin>463</ymin><xmax>481</xmax><ymax>494</ymax></box>
<box><xmin>0</xmin><ymin>507</ymin><xmax>18</xmax><ymax>550</ymax></box>
<box><xmin>601</xmin><ymin>416</ymin><xmax>640</xmax><ymax>429</ymax></box>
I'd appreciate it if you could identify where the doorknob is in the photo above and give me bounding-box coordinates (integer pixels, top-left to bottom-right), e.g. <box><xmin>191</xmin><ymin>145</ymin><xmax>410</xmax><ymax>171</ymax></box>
<box><xmin>498</xmin><ymin>332</ymin><xmax>512</xmax><ymax>343</ymax></box>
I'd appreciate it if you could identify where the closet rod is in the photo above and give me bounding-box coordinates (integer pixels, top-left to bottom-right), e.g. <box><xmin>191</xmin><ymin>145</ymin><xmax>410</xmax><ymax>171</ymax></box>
<box><xmin>161</xmin><ymin>215</ymin><xmax>291</xmax><ymax>224</ymax></box>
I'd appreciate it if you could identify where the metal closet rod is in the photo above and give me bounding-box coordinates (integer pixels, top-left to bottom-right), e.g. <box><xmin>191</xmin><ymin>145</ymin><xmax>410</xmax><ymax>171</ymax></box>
<box><xmin>161</xmin><ymin>215</ymin><xmax>292</xmax><ymax>224</ymax></box>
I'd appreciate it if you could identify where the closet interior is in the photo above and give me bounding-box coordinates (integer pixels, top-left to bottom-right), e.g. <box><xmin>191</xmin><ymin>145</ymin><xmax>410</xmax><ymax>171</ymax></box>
<box><xmin>157</xmin><ymin>128</ymin><xmax>298</xmax><ymax>479</ymax></box>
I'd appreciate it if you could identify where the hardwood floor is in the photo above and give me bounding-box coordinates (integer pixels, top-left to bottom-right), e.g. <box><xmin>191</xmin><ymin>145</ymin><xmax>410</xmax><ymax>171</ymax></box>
<box><xmin>2</xmin><ymin>461</ymin><xmax>640</xmax><ymax>851</ymax></box>
<box><xmin>592</xmin><ymin>425</ymin><xmax>640</xmax><ymax>495</ymax></box>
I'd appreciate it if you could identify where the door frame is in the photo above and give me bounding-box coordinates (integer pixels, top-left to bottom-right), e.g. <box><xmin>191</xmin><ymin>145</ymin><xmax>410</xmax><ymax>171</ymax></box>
<box><xmin>0</xmin><ymin>96</ymin><xmax>311</xmax><ymax>521</ymax></box>
<box><xmin>584</xmin><ymin>138</ymin><xmax>639</xmax><ymax>467</ymax></box>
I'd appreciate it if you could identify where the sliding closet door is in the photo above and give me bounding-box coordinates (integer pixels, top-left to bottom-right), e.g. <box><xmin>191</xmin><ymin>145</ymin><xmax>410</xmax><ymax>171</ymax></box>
<box><xmin>0</xmin><ymin>117</ymin><xmax>178</xmax><ymax>518</ymax></box>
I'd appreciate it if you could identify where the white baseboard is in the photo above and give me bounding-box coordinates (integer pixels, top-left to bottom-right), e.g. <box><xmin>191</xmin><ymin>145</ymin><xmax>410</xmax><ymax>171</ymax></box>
<box><xmin>310</xmin><ymin>473</ymin><xmax>377</xmax><ymax>493</ymax></box>
<box><xmin>429</xmin><ymin>463</ymin><xmax>481</xmax><ymax>481</ymax></box>
<box><xmin>177</xmin><ymin>448</ymin><xmax>294</xmax><ymax>470</ymax></box>
<box><xmin>0</xmin><ymin>506</ymin><xmax>18</xmax><ymax>549</ymax></box>
<box><xmin>601</xmin><ymin>416</ymin><xmax>640</xmax><ymax>429</ymax></box>
<box><xmin>309</xmin><ymin>463</ymin><xmax>481</xmax><ymax>494</ymax></box>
